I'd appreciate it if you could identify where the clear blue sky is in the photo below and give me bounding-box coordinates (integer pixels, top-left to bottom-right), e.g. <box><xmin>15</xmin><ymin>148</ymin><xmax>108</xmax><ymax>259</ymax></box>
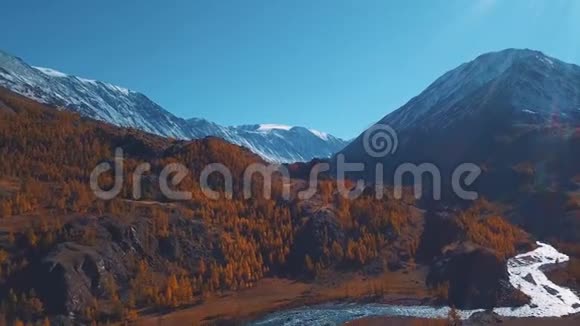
<box><xmin>2</xmin><ymin>0</ymin><xmax>579</xmax><ymax>139</ymax></box>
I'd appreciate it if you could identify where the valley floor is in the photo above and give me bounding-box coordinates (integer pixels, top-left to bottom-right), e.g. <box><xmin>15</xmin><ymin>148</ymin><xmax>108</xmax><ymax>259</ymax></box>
<box><xmin>136</xmin><ymin>242</ymin><xmax>580</xmax><ymax>325</ymax></box>
<box><xmin>137</xmin><ymin>268</ymin><xmax>431</xmax><ymax>325</ymax></box>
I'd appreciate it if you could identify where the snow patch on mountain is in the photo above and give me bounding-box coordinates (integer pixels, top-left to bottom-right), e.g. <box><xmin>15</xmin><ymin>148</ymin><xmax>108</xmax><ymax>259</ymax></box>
<box><xmin>308</xmin><ymin>129</ymin><xmax>330</xmax><ymax>141</ymax></box>
<box><xmin>33</xmin><ymin>66</ymin><xmax>68</xmax><ymax>78</ymax></box>
<box><xmin>257</xmin><ymin>124</ymin><xmax>293</xmax><ymax>132</ymax></box>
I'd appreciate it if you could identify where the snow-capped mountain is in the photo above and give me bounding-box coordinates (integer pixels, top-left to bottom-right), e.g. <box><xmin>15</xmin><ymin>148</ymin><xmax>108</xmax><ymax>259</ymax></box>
<box><xmin>232</xmin><ymin>124</ymin><xmax>346</xmax><ymax>163</ymax></box>
<box><xmin>0</xmin><ymin>49</ymin><xmax>348</xmax><ymax>163</ymax></box>
<box><xmin>379</xmin><ymin>48</ymin><xmax>580</xmax><ymax>131</ymax></box>
<box><xmin>338</xmin><ymin>49</ymin><xmax>580</xmax><ymax>186</ymax></box>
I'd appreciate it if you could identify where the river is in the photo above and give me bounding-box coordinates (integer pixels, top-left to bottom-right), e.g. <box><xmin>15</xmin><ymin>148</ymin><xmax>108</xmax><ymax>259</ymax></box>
<box><xmin>250</xmin><ymin>242</ymin><xmax>580</xmax><ymax>325</ymax></box>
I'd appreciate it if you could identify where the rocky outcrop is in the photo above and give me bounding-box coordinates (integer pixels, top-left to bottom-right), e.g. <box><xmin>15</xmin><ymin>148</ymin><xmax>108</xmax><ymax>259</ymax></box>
<box><xmin>427</xmin><ymin>242</ymin><xmax>530</xmax><ymax>309</ymax></box>
<box><xmin>38</xmin><ymin>242</ymin><xmax>124</xmax><ymax>315</ymax></box>
<box><xmin>23</xmin><ymin>214</ymin><xmax>219</xmax><ymax>317</ymax></box>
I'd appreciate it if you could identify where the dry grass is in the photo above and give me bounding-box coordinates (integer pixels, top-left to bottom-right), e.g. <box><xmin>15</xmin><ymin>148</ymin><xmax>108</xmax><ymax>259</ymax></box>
<box><xmin>136</xmin><ymin>268</ymin><xmax>430</xmax><ymax>326</ymax></box>
<box><xmin>313</xmin><ymin>267</ymin><xmax>429</xmax><ymax>302</ymax></box>
<box><xmin>137</xmin><ymin>278</ymin><xmax>310</xmax><ymax>326</ymax></box>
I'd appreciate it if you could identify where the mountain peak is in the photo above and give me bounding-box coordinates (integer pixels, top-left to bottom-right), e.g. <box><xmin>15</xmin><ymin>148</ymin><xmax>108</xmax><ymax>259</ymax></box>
<box><xmin>475</xmin><ymin>48</ymin><xmax>546</xmax><ymax>60</ymax></box>
<box><xmin>236</xmin><ymin>124</ymin><xmax>335</xmax><ymax>142</ymax></box>
<box><xmin>338</xmin><ymin>49</ymin><xmax>579</xmax><ymax>191</ymax></box>
<box><xmin>380</xmin><ymin>48</ymin><xmax>580</xmax><ymax>131</ymax></box>
<box><xmin>472</xmin><ymin>48</ymin><xmax>565</xmax><ymax>72</ymax></box>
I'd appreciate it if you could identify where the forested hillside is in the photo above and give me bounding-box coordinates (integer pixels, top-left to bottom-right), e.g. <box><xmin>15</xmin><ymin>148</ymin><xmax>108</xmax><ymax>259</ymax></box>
<box><xmin>0</xmin><ymin>88</ymin><xmax>454</xmax><ymax>324</ymax></box>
